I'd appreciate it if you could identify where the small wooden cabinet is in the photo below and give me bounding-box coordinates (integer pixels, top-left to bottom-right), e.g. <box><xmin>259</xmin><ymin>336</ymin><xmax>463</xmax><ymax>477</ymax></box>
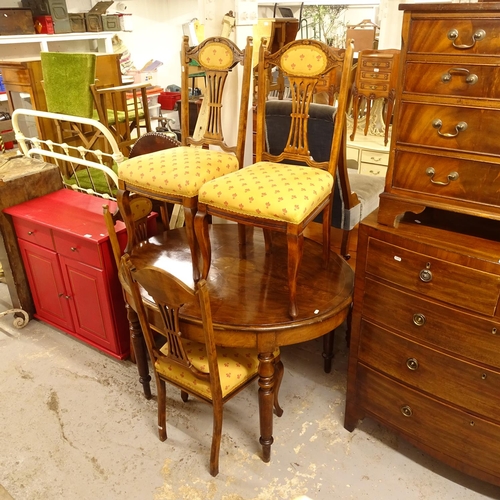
<box><xmin>345</xmin><ymin>210</ymin><xmax>500</xmax><ymax>486</ymax></box>
<box><xmin>3</xmin><ymin>189</ymin><xmax>130</xmax><ymax>359</ymax></box>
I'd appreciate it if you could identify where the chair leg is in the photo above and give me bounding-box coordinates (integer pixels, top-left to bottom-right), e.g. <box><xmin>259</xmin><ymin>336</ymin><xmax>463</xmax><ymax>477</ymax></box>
<box><xmin>157</xmin><ymin>377</ymin><xmax>167</xmax><ymax>441</ymax></box>
<box><xmin>263</xmin><ymin>229</ymin><xmax>273</xmax><ymax>254</ymax></box>
<box><xmin>286</xmin><ymin>231</ymin><xmax>304</xmax><ymax>319</ymax></box>
<box><xmin>181</xmin><ymin>390</ymin><xmax>189</xmax><ymax>402</ymax></box>
<box><xmin>340</xmin><ymin>229</ymin><xmax>352</xmax><ymax>261</ymax></box>
<box><xmin>210</xmin><ymin>400</ymin><xmax>223</xmax><ymax>477</ymax></box>
<box><xmin>273</xmin><ymin>357</ymin><xmax>284</xmax><ymax>417</ymax></box>
<box><xmin>350</xmin><ymin>93</ymin><xmax>360</xmax><ymax>142</ymax></box>
<box><xmin>364</xmin><ymin>98</ymin><xmax>372</xmax><ymax>136</ymax></box>
<box><xmin>322</xmin><ymin>330</ymin><xmax>335</xmax><ymax>373</ymax></box>
<box><xmin>322</xmin><ymin>204</ymin><xmax>332</xmax><ymax>266</ymax></box>
<box><xmin>183</xmin><ymin>205</ymin><xmax>201</xmax><ymax>282</ymax></box>
<box><xmin>194</xmin><ymin>206</ymin><xmax>212</xmax><ymax>280</ymax></box>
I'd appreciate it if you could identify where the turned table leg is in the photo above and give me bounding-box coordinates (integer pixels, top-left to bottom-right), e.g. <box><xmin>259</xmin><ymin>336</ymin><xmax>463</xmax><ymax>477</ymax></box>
<box><xmin>258</xmin><ymin>351</ymin><xmax>275</xmax><ymax>462</ymax></box>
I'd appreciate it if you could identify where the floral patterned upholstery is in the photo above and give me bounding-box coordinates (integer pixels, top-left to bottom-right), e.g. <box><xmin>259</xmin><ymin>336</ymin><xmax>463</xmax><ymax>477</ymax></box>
<box><xmin>281</xmin><ymin>44</ymin><xmax>328</xmax><ymax>77</ymax></box>
<box><xmin>199</xmin><ymin>42</ymin><xmax>234</xmax><ymax>70</ymax></box>
<box><xmin>198</xmin><ymin>162</ymin><xmax>334</xmax><ymax>224</ymax></box>
<box><xmin>157</xmin><ymin>340</ymin><xmax>279</xmax><ymax>399</ymax></box>
<box><xmin>118</xmin><ymin>146</ymin><xmax>239</xmax><ymax>198</ymax></box>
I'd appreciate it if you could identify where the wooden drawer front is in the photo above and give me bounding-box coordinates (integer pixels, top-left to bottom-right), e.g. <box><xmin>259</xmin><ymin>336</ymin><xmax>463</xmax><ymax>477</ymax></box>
<box><xmin>361</xmin><ymin>58</ymin><xmax>394</xmax><ymax>71</ymax></box>
<box><xmin>359</xmin><ymin>321</ymin><xmax>500</xmax><ymax>421</ymax></box>
<box><xmin>360</xmin><ymin>70</ymin><xmax>391</xmax><ymax>82</ymax></box>
<box><xmin>13</xmin><ymin>218</ymin><xmax>54</xmax><ymax>250</ymax></box>
<box><xmin>365</xmin><ymin>238</ymin><xmax>500</xmax><ymax>315</ymax></box>
<box><xmin>362</xmin><ymin>278</ymin><xmax>500</xmax><ymax>369</ymax></box>
<box><xmin>396</xmin><ymin>102</ymin><xmax>500</xmax><ymax>156</ymax></box>
<box><xmin>361</xmin><ymin>150</ymin><xmax>389</xmax><ymax>165</ymax></box>
<box><xmin>357</xmin><ymin>365</ymin><xmax>500</xmax><ymax>479</ymax></box>
<box><xmin>408</xmin><ymin>19</ymin><xmax>500</xmax><ymax>55</ymax></box>
<box><xmin>359</xmin><ymin>81</ymin><xmax>390</xmax><ymax>93</ymax></box>
<box><xmin>359</xmin><ymin>163</ymin><xmax>387</xmax><ymax>177</ymax></box>
<box><xmin>53</xmin><ymin>232</ymin><xmax>102</xmax><ymax>269</ymax></box>
<box><xmin>0</xmin><ymin>66</ymin><xmax>30</xmax><ymax>86</ymax></box>
<box><xmin>404</xmin><ymin>62</ymin><xmax>500</xmax><ymax>99</ymax></box>
<box><xmin>392</xmin><ymin>150</ymin><xmax>500</xmax><ymax>207</ymax></box>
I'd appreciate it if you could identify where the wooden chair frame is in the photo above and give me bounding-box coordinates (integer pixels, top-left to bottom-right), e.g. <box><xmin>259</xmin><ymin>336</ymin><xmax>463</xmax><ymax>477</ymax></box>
<box><xmin>195</xmin><ymin>38</ymin><xmax>354</xmax><ymax>318</ymax></box>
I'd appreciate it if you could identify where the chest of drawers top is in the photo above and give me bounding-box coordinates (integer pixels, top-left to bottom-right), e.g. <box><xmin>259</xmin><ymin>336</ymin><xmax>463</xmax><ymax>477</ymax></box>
<box><xmin>378</xmin><ymin>2</ymin><xmax>500</xmax><ymax>227</ymax></box>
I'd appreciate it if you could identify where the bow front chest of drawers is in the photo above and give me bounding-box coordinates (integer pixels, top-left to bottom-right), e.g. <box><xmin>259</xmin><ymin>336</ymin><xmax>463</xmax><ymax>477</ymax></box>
<box><xmin>378</xmin><ymin>2</ymin><xmax>500</xmax><ymax>227</ymax></box>
<box><xmin>3</xmin><ymin>189</ymin><xmax>130</xmax><ymax>359</ymax></box>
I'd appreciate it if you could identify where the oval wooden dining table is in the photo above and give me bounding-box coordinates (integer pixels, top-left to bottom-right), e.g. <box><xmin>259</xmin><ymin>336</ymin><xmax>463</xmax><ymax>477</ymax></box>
<box><xmin>127</xmin><ymin>224</ymin><xmax>354</xmax><ymax>463</ymax></box>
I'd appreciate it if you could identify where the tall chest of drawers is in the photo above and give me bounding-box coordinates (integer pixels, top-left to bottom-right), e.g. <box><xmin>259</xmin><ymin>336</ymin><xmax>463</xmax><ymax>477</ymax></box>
<box><xmin>345</xmin><ymin>3</ymin><xmax>500</xmax><ymax>487</ymax></box>
<box><xmin>378</xmin><ymin>2</ymin><xmax>500</xmax><ymax>227</ymax></box>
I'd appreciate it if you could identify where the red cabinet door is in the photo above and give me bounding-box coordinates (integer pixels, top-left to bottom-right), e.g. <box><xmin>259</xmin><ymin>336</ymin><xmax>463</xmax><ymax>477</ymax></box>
<box><xmin>59</xmin><ymin>255</ymin><xmax>119</xmax><ymax>354</ymax></box>
<box><xmin>18</xmin><ymin>239</ymin><xmax>74</xmax><ymax>331</ymax></box>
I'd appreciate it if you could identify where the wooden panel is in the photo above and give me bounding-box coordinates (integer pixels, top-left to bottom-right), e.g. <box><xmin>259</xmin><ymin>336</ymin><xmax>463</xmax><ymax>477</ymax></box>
<box><xmin>404</xmin><ymin>62</ymin><xmax>500</xmax><ymax>99</ymax></box>
<box><xmin>361</xmin><ymin>278</ymin><xmax>500</xmax><ymax>369</ymax></box>
<box><xmin>392</xmin><ymin>150</ymin><xmax>500</xmax><ymax>207</ymax></box>
<box><xmin>359</xmin><ymin>321</ymin><xmax>500</xmax><ymax>421</ymax></box>
<box><xmin>396</xmin><ymin>102</ymin><xmax>500</xmax><ymax>155</ymax></box>
<box><xmin>408</xmin><ymin>18</ymin><xmax>500</xmax><ymax>55</ymax></box>
<box><xmin>357</xmin><ymin>365</ymin><xmax>500</xmax><ymax>483</ymax></box>
<box><xmin>365</xmin><ymin>237</ymin><xmax>500</xmax><ymax>315</ymax></box>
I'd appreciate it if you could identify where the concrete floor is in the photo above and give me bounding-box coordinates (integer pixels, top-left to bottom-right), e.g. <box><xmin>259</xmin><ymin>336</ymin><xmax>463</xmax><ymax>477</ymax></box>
<box><xmin>1</xmin><ymin>283</ymin><xmax>499</xmax><ymax>500</ymax></box>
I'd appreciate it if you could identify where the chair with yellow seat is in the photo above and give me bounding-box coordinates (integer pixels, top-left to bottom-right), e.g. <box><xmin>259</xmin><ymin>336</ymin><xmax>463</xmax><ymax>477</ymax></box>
<box><xmin>121</xmin><ymin>254</ymin><xmax>283</xmax><ymax>477</ymax></box>
<box><xmin>195</xmin><ymin>38</ymin><xmax>354</xmax><ymax>319</ymax></box>
<box><xmin>117</xmin><ymin>35</ymin><xmax>253</xmax><ymax>280</ymax></box>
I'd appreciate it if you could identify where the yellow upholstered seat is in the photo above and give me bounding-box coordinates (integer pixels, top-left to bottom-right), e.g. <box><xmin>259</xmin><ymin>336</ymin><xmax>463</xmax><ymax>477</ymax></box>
<box><xmin>195</xmin><ymin>38</ymin><xmax>354</xmax><ymax>319</ymax></box>
<box><xmin>199</xmin><ymin>162</ymin><xmax>334</xmax><ymax>223</ymax></box>
<box><xmin>118</xmin><ymin>146</ymin><xmax>239</xmax><ymax>199</ymax></box>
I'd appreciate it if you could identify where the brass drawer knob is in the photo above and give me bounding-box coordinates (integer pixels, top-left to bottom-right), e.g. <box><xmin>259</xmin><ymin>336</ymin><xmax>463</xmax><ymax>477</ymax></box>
<box><xmin>447</xmin><ymin>28</ymin><xmax>486</xmax><ymax>49</ymax></box>
<box><xmin>406</xmin><ymin>358</ymin><xmax>419</xmax><ymax>371</ymax></box>
<box><xmin>413</xmin><ymin>313</ymin><xmax>426</xmax><ymax>326</ymax></box>
<box><xmin>419</xmin><ymin>269</ymin><xmax>433</xmax><ymax>282</ymax></box>
<box><xmin>401</xmin><ymin>405</ymin><xmax>413</xmax><ymax>417</ymax></box>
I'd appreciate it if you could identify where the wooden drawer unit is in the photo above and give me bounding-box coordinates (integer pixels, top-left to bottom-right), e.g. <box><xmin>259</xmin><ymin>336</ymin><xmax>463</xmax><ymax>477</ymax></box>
<box><xmin>345</xmin><ymin>210</ymin><xmax>500</xmax><ymax>486</ymax></box>
<box><xmin>378</xmin><ymin>3</ymin><xmax>500</xmax><ymax>227</ymax></box>
<box><xmin>3</xmin><ymin>189</ymin><xmax>129</xmax><ymax>359</ymax></box>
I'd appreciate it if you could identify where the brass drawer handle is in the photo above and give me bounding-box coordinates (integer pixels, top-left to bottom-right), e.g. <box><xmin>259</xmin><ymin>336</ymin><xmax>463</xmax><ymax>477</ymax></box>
<box><xmin>406</xmin><ymin>358</ymin><xmax>419</xmax><ymax>371</ymax></box>
<box><xmin>441</xmin><ymin>67</ymin><xmax>478</xmax><ymax>85</ymax></box>
<box><xmin>369</xmin><ymin>170</ymin><xmax>381</xmax><ymax>176</ymax></box>
<box><xmin>71</xmin><ymin>247</ymin><xmax>77</xmax><ymax>252</ymax></box>
<box><xmin>447</xmin><ymin>28</ymin><xmax>486</xmax><ymax>49</ymax></box>
<box><xmin>401</xmin><ymin>405</ymin><xmax>413</xmax><ymax>417</ymax></box>
<box><xmin>413</xmin><ymin>313</ymin><xmax>426</xmax><ymax>327</ymax></box>
<box><xmin>27</xmin><ymin>231</ymin><xmax>34</xmax><ymax>235</ymax></box>
<box><xmin>370</xmin><ymin>156</ymin><xmax>382</xmax><ymax>162</ymax></box>
<box><xmin>432</xmin><ymin>119</ymin><xmax>467</xmax><ymax>138</ymax></box>
<box><xmin>426</xmin><ymin>167</ymin><xmax>459</xmax><ymax>186</ymax></box>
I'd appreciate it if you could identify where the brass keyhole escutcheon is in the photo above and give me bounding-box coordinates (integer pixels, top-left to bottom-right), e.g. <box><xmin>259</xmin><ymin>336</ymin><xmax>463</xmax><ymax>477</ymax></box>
<box><xmin>406</xmin><ymin>358</ymin><xmax>419</xmax><ymax>371</ymax></box>
<box><xmin>401</xmin><ymin>405</ymin><xmax>413</xmax><ymax>417</ymax></box>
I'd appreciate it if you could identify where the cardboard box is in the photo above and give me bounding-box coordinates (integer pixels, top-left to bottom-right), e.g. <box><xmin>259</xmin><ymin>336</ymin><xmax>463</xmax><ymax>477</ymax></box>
<box><xmin>0</xmin><ymin>9</ymin><xmax>35</xmax><ymax>36</ymax></box>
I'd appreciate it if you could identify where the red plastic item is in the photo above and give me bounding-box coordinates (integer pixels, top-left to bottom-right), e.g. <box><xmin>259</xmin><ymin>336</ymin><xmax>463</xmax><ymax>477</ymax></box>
<box><xmin>34</xmin><ymin>15</ymin><xmax>55</xmax><ymax>34</ymax></box>
<box><xmin>158</xmin><ymin>91</ymin><xmax>181</xmax><ymax>110</ymax></box>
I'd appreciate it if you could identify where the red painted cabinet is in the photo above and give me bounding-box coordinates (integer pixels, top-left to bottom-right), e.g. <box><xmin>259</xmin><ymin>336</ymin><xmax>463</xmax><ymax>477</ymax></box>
<box><xmin>4</xmin><ymin>190</ymin><xmax>130</xmax><ymax>359</ymax></box>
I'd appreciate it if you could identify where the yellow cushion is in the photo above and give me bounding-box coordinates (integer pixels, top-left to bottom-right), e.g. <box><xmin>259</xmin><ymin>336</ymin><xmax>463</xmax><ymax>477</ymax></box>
<box><xmin>118</xmin><ymin>146</ymin><xmax>239</xmax><ymax>198</ymax></box>
<box><xmin>199</xmin><ymin>162</ymin><xmax>334</xmax><ymax>224</ymax></box>
<box><xmin>199</xmin><ymin>42</ymin><xmax>234</xmax><ymax>70</ymax></box>
<box><xmin>281</xmin><ymin>44</ymin><xmax>328</xmax><ymax>77</ymax></box>
<box><xmin>156</xmin><ymin>340</ymin><xmax>264</xmax><ymax>399</ymax></box>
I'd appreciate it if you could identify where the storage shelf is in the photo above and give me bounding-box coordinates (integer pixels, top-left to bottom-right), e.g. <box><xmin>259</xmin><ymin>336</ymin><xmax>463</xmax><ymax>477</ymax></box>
<box><xmin>0</xmin><ymin>32</ymin><xmax>115</xmax><ymax>53</ymax></box>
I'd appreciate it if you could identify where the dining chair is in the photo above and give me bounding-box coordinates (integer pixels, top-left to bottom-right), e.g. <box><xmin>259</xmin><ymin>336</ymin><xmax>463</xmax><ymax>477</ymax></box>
<box><xmin>121</xmin><ymin>253</ymin><xmax>284</xmax><ymax>477</ymax></box>
<box><xmin>90</xmin><ymin>82</ymin><xmax>153</xmax><ymax>157</ymax></box>
<box><xmin>116</xmin><ymin>35</ymin><xmax>253</xmax><ymax>280</ymax></box>
<box><xmin>195</xmin><ymin>38</ymin><xmax>355</xmax><ymax>318</ymax></box>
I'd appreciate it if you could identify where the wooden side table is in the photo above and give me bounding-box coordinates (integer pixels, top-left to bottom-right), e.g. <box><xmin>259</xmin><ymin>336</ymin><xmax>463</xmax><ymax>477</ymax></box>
<box><xmin>350</xmin><ymin>49</ymin><xmax>400</xmax><ymax>146</ymax></box>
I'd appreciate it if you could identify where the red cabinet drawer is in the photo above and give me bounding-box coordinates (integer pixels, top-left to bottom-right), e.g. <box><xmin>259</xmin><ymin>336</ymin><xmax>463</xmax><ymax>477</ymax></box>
<box><xmin>13</xmin><ymin>218</ymin><xmax>54</xmax><ymax>250</ymax></box>
<box><xmin>53</xmin><ymin>231</ymin><xmax>102</xmax><ymax>269</ymax></box>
